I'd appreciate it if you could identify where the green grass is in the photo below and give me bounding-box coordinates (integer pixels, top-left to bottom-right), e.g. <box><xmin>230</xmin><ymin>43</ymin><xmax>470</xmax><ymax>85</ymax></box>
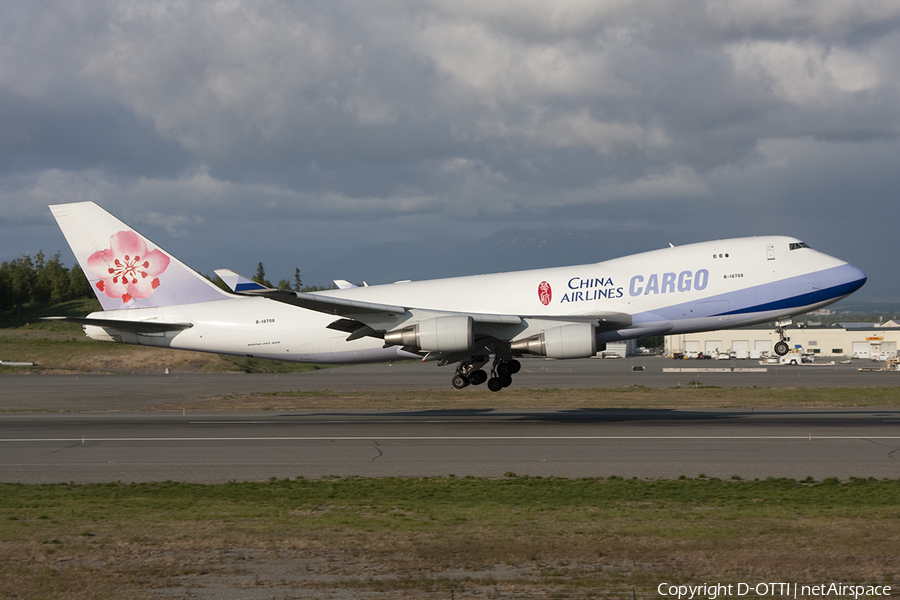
<box><xmin>3</xmin><ymin>475</ymin><xmax>891</xmax><ymax>514</ymax></box>
<box><xmin>0</xmin><ymin>325</ymin><xmax>333</xmax><ymax>374</ymax></box>
<box><xmin>1</xmin><ymin>477</ymin><xmax>898</xmax><ymax>598</ymax></box>
<box><xmin>188</xmin><ymin>385</ymin><xmax>900</xmax><ymax>411</ymax></box>
<box><xmin>213</xmin><ymin>355</ymin><xmax>334</xmax><ymax>374</ymax></box>
<box><xmin>1</xmin><ymin>300</ymin><xmax>335</xmax><ymax>373</ymax></box>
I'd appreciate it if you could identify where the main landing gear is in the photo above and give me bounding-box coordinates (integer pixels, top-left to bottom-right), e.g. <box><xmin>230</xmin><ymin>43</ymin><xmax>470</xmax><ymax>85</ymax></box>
<box><xmin>451</xmin><ymin>357</ymin><xmax>521</xmax><ymax>391</ymax></box>
<box><xmin>486</xmin><ymin>358</ymin><xmax>521</xmax><ymax>392</ymax></box>
<box><xmin>451</xmin><ymin>357</ymin><xmax>488</xmax><ymax>389</ymax></box>
<box><xmin>774</xmin><ymin>319</ymin><xmax>791</xmax><ymax>356</ymax></box>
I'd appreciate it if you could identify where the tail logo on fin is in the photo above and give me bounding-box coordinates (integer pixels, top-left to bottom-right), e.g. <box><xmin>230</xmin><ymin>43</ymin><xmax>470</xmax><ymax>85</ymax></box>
<box><xmin>87</xmin><ymin>230</ymin><xmax>171</xmax><ymax>304</ymax></box>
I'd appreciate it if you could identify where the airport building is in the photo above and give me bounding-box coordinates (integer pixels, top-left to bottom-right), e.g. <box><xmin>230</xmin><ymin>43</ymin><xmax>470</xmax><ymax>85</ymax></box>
<box><xmin>664</xmin><ymin>321</ymin><xmax>900</xmax><ymax>360</ymax></box>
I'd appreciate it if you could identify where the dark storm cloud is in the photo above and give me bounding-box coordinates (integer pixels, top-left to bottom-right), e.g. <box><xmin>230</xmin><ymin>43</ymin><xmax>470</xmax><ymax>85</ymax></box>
<box><xmin>0</xmin><ymin>87</ymin><xmax>195</xmax><ymax>178</ymax></box>
<box><xmin>1</xmin><ymin>0</ymin><xmax>899</xmax><ymax>302</ymax></box>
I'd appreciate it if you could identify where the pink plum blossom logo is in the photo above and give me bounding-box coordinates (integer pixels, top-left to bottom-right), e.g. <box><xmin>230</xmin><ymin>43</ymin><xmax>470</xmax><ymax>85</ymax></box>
<box><xmin>538</xmin><ymin>281</ymin><xmax>552</xmax><ymax>306</ymax></box>
<box><xmin>87</xmin><ymin>230</ymin><xmax>170</xmax><ymax>304</ymax></box>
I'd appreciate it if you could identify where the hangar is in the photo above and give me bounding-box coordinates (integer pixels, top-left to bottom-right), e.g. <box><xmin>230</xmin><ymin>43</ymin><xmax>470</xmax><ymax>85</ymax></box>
<box><xmin>664</xmin><ymin>321</ymin><xmax>900</xmax><ymax>360</ymax></box>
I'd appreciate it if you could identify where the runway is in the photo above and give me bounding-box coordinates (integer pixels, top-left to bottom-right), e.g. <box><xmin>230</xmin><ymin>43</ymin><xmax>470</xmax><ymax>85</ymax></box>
<box><xmin>2</xmin><ymin>357</ymin><xmax>898</xmax><ymax>411</ymax></box>
<box><xmin>2</xmin><ymin>408</ymin><xmax>899</xmax><ymax>483</ymax></box>
<box><xmin>2</xmin><ymin>358</ymin><xmax>898</xmax><ymax>483</ymax></box>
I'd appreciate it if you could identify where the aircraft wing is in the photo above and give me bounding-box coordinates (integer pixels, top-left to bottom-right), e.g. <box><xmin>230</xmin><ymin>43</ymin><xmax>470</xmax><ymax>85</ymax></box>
<box><xmin>251</xmin><ymin>289</ymin><xmax>408</xmax><ymax>317</ymax></box>
<box><xmin>216</xmin><ymin>269</ymin><xmax>518</xmax><ymax>323</ymax></box>
<box><xmin>216</xmin><ymin>269</ymin><xmax>631</xmax><ymax>355</ymax></box>
<box><xmin>250</xmin><ymin>288</ymin><xmax>524</xmax><ymax>323</ymax></box>
<box><xmin>248</xmin><ymin>288</ymin><xmax>631</xmax><ymax>337</ymax></box>
<box><xmin>257</xmin><ymin>288</ymin><xmax>631</xmax><ymax>328</ymax></box>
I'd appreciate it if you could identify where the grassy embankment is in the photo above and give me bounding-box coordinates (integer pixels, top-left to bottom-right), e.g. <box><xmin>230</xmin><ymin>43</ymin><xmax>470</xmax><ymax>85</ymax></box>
<box><xmin>1</xmin><ymin>477</ymin><xmax>897</xmax><ymax>599</ymax></box>
<box><xmin>187</xmin><ymin>385</ymin><xmax>900</xmax><ymax>411</ymax></box>
<box><xmin>0</xmin><ymin>299</ymin><xmax>328</xmax><ymax>374</ymax></box>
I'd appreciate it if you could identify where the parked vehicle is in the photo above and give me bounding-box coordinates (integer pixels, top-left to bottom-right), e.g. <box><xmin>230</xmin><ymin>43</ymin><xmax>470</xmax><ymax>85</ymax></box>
<box><xmin>759</xmin><ymin>348</ymin><xmax>813</xmax><ymax>365</ymax></box>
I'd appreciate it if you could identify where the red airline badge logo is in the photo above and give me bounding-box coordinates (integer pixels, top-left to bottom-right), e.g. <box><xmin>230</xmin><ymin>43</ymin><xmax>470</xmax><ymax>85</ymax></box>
<box><xmin>538</xmin><ymin>281</ymin><xmax>552</xmax><ymax>306</ymax></box>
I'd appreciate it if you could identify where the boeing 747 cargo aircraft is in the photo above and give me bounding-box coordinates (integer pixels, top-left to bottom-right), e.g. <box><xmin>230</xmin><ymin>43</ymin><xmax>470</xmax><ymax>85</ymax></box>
<box><xmin>46</xmin><ymin>202</ymin><xmax>866</xmax><ymax>391</ymax></box>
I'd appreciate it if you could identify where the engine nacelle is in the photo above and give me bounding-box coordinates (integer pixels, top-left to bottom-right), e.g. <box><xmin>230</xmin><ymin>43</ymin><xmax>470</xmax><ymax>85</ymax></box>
<box><xmin>383</xmin><ymin>315</ymin><xmax>474</xmax><ymax>353</ymax></box>
<box><xmin>510</xmin><ymin>322</ymin><xmax>597</xmax><ymax>359</ymax></box>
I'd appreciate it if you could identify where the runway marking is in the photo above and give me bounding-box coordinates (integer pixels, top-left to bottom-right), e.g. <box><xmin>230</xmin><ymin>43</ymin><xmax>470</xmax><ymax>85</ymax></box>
<box><xmin>663</xmin><ymin>367</ymin><xmax>768</xmax><ymax>373</ymax></box>
<box><xmin>2</xmin><ymin>436</ymin><xmax>900</xmax><ymax>442</ymax></box>
<box><xmin>186</xmin><ymin>420</ymin><xmax>486</xmax><ymax>424</ymax></box>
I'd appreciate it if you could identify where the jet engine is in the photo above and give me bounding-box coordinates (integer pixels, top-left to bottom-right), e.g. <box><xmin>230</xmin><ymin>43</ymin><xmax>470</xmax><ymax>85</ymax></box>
<box><xmin>510</xmin><ymin>322</ymin><xmax>597</xmax><ymax>359</ymax></box>
<box><xmin>383</xmin><ymin>315</ymin><xmax>474</xmax><ymax>353</ymax></box>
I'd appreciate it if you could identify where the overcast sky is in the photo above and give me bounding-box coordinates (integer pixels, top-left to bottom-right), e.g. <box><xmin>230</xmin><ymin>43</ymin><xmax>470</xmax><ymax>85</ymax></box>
<box><xmin>2</xmin><ymin>1</ymin><xmax>898</xmax><ymax>305</ymax></box>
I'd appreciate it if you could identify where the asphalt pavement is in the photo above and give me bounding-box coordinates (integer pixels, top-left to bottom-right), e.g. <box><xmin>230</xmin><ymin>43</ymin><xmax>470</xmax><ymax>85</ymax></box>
<box><xmin>2</xmin><ymin>357</ymin><xmax>897</xmax><ymax>411</ymax></box>
<box><xmin>2</xmin><ymin>358</ymin><xmax>898</xmax><ymax>483</ymax></box>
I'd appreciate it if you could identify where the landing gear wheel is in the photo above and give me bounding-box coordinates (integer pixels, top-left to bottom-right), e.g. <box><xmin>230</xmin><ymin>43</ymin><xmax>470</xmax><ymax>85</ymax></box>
<box><xmin>487</xmin><ymin>377</ymin><xmax>503</xmax><ymax>392</ymax></box>
<box><xmin>508</xmin><ymin>359</ymin><xmax>521</xmax><ymax>374</ymax></box>
<box><xmin>469</xmin><ymin>369</ymin><xmax>488</xmax><ymax>386</ymax></box>
<box><xmin>451</xmin><ymin>374</ymin><xmax>470</xmax><ymax>389</ymax></box>
<box><xmin>500</xmin><ymin>374</ymin><xmax>512</xmax><ymax>388</ymax></box>
<box><xmin>774</xmin><ymin>341</ymin><xmax>789</xmax><ymax>356</ymax></box>
<box><xmin>496</xmin><ymin>362</ymin><xmax>513</xmax><ymax>376</ymax></box>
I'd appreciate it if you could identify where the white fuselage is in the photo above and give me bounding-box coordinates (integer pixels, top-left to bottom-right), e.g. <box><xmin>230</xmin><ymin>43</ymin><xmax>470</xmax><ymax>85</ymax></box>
<box><xmin>85</xmin><ymin>236</ymin><xmax>866</xmax><ymax>363</ymax></box>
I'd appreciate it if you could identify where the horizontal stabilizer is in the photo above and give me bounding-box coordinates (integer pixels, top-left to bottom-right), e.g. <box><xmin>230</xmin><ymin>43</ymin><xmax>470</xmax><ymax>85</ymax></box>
<box><xmin>41</xmin><ymin>316</ymin><xmax>193</xmax><ymax>333</ymax></box>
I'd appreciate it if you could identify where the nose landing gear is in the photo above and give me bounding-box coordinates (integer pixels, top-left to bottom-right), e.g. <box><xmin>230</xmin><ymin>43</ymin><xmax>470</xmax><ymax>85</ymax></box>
<box><xmin>774</xmin><ymin>319</ymin><xmax>792</xmax><ymax>356</ymax></box>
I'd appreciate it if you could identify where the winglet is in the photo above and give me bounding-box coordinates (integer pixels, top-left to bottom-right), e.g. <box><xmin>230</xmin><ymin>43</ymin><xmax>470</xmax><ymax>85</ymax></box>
<box><xmin>214</xmin><ymin>269</ymin><xmax>271</xmax><ymax>292</ymax></box>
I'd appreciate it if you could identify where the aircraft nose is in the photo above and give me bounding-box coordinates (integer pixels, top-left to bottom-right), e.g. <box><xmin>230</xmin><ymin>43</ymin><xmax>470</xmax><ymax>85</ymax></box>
<box><xmin>843</xmin><ymin>263</ymin><xmax>867</xmax><ymax>294</ymax></box>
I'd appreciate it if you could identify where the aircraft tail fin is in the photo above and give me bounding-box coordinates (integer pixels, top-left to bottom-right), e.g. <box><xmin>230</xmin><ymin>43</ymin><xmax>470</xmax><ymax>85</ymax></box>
<box><xmin>50</xmin><ymin>202</ymin><xmax>233</xmax><ymax>310</ymax></box>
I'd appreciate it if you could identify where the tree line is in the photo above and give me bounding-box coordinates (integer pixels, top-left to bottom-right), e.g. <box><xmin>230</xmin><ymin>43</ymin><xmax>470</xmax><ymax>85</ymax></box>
<box><xmin>250</xmin><ymin>262</ymin><xmax>334</xmax><ymax>292</ymax></box>
<box><xmin>0</xmin><ymin>251</ymin><xmax>94</xmax><ymax>314</ymax></box>
<box><xmin>0</xmin><ymin>252</ymin><xmax>334</xmax><ymax>315</ymax></box>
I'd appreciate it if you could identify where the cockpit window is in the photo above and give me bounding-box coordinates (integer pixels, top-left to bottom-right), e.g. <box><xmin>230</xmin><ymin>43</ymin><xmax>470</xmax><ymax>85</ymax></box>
<box><xmin>789</xmin><ymin>242</ymin><xmax>811</xmax><ymax>250</ymax></box>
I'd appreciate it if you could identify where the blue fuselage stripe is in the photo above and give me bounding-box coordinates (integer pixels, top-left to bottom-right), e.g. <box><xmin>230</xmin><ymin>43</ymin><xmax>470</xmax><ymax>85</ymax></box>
<box><xmin>628</xmin><ymin>264</ymin><xmax>866</xmax><ymax>326</ymax></box>
<box><xmin>716</xmin><ymin>277</ymin><xmax>866</xmax><ymax>316</ymax></box>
